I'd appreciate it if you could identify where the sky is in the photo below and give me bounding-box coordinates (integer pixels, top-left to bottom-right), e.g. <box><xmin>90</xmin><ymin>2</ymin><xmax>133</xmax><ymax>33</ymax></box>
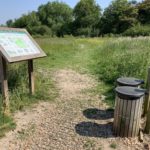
<box><xmin>0</xmin><ymin>0</ymin><xmax>142</xmax><ymax>24</ymax></box>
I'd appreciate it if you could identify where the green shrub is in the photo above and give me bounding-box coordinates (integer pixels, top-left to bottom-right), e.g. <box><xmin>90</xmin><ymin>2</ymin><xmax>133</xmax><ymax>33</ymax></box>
<box><xmin>123</xmin><ymin>24</ymin><xmax>150</xmax><ymax>37</ymax></box>
<box><xmin>31</xmin><ymin>25</ymin><xmax>52</xmax><ymax>36</ymax></box>
<box><xmin>8</xmin><ymin>63</ymin><xmax>27</xmax><ymax>90</ymax></box>
<box><xmin>110</xmin><ymin>142</ymin><xmax>117</xmax><ymax>149</ymax></box>
<box><xmin>76</xmin><ymin>28</ymin><xmax>92</xmax><ymax>37</ymax></box>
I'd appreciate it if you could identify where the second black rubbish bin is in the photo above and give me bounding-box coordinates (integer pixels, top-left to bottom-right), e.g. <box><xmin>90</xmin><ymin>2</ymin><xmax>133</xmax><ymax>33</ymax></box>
<box><xmin>113</xmin><ymin>86</ymin><xmax>145</xmax><ymax>137</ymax></box>
<box><xmin>117</xmin><ymin>77</ymin><xmax>144</xmax><ymax>87</ymax></box>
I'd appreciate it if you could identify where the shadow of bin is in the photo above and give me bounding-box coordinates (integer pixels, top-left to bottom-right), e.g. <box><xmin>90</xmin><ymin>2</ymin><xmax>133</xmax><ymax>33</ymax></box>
<box><xmin>113</xmin><ymin>86</ymin><xmax>145</xmax><ymax>137</ymax></box>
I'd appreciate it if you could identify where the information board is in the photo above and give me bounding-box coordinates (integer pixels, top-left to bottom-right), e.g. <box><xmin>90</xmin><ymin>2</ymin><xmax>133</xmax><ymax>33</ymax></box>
<box><xmin>0</xmin><ymin>28</ymin><xmax>46</xmax><ymax>63</ymax></box>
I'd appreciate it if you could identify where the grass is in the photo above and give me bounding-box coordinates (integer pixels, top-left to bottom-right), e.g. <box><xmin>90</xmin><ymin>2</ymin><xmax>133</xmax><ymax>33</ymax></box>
<box><xmin>92</xmin><ymin>37</ymin><xmax>150</xmax><ymax>84</ymax></box>
<box><xmin>7</xmin><ymin>63</ymin><xmax>58</xmax><ymax>112</ymax></box>
<box><xmin>0</xmin><ymin>113</ymin><xmax>16</xmax><ymax>138</ymax></box>
<box><xmin>1</xmin><ymin>36</ymin><xmax>150</xmax><ymax>136</ymax></box>
<box><xmin>83</xmin><ymin>139</ymin><xmax>95</xmax><ymax>150</ymax></box>
<box><xmin>90</xmin><ymin>37</ymin><xmax>150</xmax><ymax>105</ymax></box>
<box><xmin>36</xmin><ymin>37</ymin><xmax>105</xmax><ymax>72</ymax></box>
<box><xmin>110</xmin><ymin>142</ymin><xmax>117</xmax><ymax>149</ymax></box>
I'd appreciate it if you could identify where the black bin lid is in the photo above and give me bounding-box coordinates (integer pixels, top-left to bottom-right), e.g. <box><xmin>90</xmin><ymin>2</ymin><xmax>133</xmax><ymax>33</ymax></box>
<box><xmin>117</xmin><ymin>77</ymin><xmax>144</xmax><ymax>86</ymax></box>
<box><xmin>115</xmin><ymin>86</ymin><xmax>146</xmax><ymax>100</ymax></box>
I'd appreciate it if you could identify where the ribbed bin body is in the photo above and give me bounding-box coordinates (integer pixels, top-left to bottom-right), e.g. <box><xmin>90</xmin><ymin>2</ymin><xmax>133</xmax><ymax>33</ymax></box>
<box><xmin>113</xmin><ymin>86</ymin><xmax>145</xmax><ymax>137</ymax></box>
<box><xmin>114</xmin><ymin>96</ymin><xmax>143</xmax><ymax>137</ymax></box>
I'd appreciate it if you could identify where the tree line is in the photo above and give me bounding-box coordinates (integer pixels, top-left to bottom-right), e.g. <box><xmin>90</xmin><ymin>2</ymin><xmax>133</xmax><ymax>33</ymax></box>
<box><xmin>5</xmin><ymin>0</ymin><xmax>150</xmax><ymax>37</ymax></box>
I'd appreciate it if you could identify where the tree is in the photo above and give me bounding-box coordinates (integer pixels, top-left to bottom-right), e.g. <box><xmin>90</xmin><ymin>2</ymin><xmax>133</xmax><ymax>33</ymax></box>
<box><xmin>73</xmin><ymin>0</ymin><xmax>101</xmax><ymax>37</ymax></box>
<box><xmin>100</xmin><ymin>0</ymin><xmax>138</xmax><ymax>34</ymax></box>
<box><xmin>13</xmin><ymin>11</ymin><xmax>41</xmax><ymax>27</ymax></box>
<box><xmin>13</xmin><ymin>11</ymin><xmax>41</xmax><ymax>34</ymax></box>
<box><xmin>38</xmin><ymin>1</ymin><xmax>73</xmax><ymax>37</ymax></box>
<box><xmin>137</xmin><ymin>0</ymin><xmax>150</xmax><ymax>24</ymax></box>
<box><xmin>6</xmin><ymin>19</ymin><xmax>13</xmax><ymax>27</ymax></box>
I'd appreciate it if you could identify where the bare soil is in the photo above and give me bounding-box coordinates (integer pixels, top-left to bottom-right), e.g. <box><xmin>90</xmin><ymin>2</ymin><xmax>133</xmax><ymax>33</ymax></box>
<box><xmin>0</xmin><ymin>69</ymin><xmax>150</xmax><ymax>150</ymax></box>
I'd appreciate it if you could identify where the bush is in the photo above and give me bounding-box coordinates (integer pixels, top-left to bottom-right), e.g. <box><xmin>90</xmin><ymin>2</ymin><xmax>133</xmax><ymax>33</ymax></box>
<box><xmin>76</xmin><ymin>28</ymin><xmax>92</xmax><ymax>37</ymax></box>
<box><xmin>31</xmin><ymin>25</ymin><xmax>52</xmax><ymax>36</ymax></box>
<box><xmin>123</xmin><ymin>24</ymin><xmax>150</xmax><ymax>37</ymax></box>
<box><xmin>75</xmin><ymin>28</ymin><xmax>100</xmax><ymax>37</ymax></box>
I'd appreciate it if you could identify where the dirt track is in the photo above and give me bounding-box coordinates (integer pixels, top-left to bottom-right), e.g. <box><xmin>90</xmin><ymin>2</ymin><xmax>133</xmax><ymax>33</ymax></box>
<box><xmin>0</xmin><ymin>69</ymin><xmax>149</xmax><ymax>150</ymax></box>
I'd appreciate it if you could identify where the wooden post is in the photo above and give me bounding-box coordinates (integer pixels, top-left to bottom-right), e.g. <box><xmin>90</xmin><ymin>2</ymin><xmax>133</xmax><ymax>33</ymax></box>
<box><xmin>144</xmin><ymin>67</ymin><xmax>150</xmax><ymax>116</ymax></box>
<box><xmin>0</xmin><ymin>55</ymin><xmax>10</xmax><ymax>115</ymax></box>
<box><xmin>145</xmin><ymin>103</ymin><xmax>150</xmax><ymax>133</ymax></box>
<box><xmin>28</xmin><ymin>59</ymin><xmax>34</xmax><ymax>95</ymax></box>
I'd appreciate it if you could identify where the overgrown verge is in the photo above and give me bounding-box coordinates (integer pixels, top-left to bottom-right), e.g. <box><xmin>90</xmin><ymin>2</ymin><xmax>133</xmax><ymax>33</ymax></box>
<box><xmin>90</xmin><ymin>37</ymin><xmax>150</xmax><ymax>106</ymax></box>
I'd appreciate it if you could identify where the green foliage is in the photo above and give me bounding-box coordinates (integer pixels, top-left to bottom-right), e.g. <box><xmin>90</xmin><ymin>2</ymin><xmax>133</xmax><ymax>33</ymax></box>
<box><xmin>5</xmin><ymin>0</ymin><xmax>150</xmax><ymax>37</ymax></box>
<box><xmin>8</xmin><ymin>1</ymin><xmax>72</xmax><ymax>37</ymax></box>
<box><xmin>13</xmin><ymin>11</ymin><xmax>41</xmax><ymax>34</ymax></box>
<box><xmin>100</xmin><ymin>0</ymin><xmax>138</xmax><ymax>34</ymax></box>
<box><xmin>0</xmin><ymin>113</ymin><xmax>16</xmax><ymax>138</ymax></box>
<box><xmin>123</xmin><ymin>24</ymin><xmax>150</xmax><ymax>36</ymax></box>
<box><xmin>92</xmin><ymin>37</ymin><xmax>150</xmax><ymax>85</ymax></box>
<box><xmin>31</xmin><ymin>25</ymin><xmax>52</xmax><ymax>36</ymax></box>
<box><xmin>137</xmin><ymin>0</ymin><xmax>150</xmax><ymax>24</ymax></box>
<box><xmin>0</xmin><ymin>95</ymin><xmax>16</xmax><ymax>137</ymax></box>
<box><xmin>110</xmin><ymin>142</ymin><xmax>117</xmax><ymax>149</ymax></box>
<box><xmin>73</xmin><ymin>0</ymin><xmax>101</xmax><ymax>37</ymax></box>
<box><xmin>38</xmin><ymin>1</ymin><xmax>73</xmax><ymax>37</ymax></box>
<box><xmin>6</xmin><ymin>20</ymin><xmax>13</xmax><ymax>27</ymax></box>
<box><xmin>76</xmin><ymin>28</ymin><xmax>92</xmax><ymax>37</ymax></box>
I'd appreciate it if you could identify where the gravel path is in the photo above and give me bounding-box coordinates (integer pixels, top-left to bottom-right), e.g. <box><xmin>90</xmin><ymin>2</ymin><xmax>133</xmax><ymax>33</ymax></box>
<box><xmin>0</xmin><ymin>69</ymin><xmax>149</xmax><ymax>150</ymax></box>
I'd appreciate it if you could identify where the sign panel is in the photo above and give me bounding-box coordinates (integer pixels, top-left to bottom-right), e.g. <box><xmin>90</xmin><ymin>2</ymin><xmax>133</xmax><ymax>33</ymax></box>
<box><xmin>0</xmin><ymin>28</ymin><xmax>46</xmax><ymax>63</ymax></box>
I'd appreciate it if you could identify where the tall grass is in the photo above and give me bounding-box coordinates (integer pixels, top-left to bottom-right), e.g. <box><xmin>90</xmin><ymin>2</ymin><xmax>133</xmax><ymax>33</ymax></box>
<box><xmin>92</xmin><ymin>37</ymin><xmax>150</xmax><ymax>84</ymax></box>
<box><xmin>90</xmin><ymin>37</ymin><xmax>150</xmax><ymax>105</ymax></box>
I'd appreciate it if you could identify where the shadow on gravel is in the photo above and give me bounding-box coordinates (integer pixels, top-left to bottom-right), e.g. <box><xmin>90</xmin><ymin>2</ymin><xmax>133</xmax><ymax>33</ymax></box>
<box><xmin>75</xmin><ymin>122</ymin><xmax>113</xmax><ymax>138</ymax></box>
<box><xmin>83</xmin><ymin>108</ymin><xmax>114</xmax><ymax>120</ymax></box>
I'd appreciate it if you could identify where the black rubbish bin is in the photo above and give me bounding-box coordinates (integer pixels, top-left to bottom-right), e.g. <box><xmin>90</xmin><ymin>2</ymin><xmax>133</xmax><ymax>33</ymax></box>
<box><xmin>117</xmin><ymin>77</ymin><xmax>144</xmax><ymax>87</ymax></box>
<box><xmin>113</xmin><ymin>86</ymin><xmax>145</xmax><ymax>137</ymax></box>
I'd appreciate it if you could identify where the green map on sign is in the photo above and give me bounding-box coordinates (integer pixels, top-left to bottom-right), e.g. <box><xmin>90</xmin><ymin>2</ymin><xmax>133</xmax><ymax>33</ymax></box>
<box><xmin>15</xmin><ymin>38</ymin><xmax>27</xmax><ymax>48</ymax></box>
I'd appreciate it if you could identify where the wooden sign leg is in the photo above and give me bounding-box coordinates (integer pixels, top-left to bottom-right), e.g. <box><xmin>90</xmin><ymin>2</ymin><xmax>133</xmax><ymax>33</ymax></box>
<box><xmin>28</xmin><ymin>60</ymin><xmax>34</xmax><ymax>95</ymax></box>
<box><xmin>0</xmin><ymin>56</ymin><xmax>9</xmax><ymax>115</ymax></box>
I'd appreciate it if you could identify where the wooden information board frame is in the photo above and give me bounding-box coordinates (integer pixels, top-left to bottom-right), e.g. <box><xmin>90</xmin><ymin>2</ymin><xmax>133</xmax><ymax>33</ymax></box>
<box><xmin>0</xmin><ymin>27</ymin><xmax>46</xmax><ymax>115</ymax></box>
<box><xmin>0</xmin><ymin>27</ymin><xmax>46</xmax><ymax>63</ymax></box>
